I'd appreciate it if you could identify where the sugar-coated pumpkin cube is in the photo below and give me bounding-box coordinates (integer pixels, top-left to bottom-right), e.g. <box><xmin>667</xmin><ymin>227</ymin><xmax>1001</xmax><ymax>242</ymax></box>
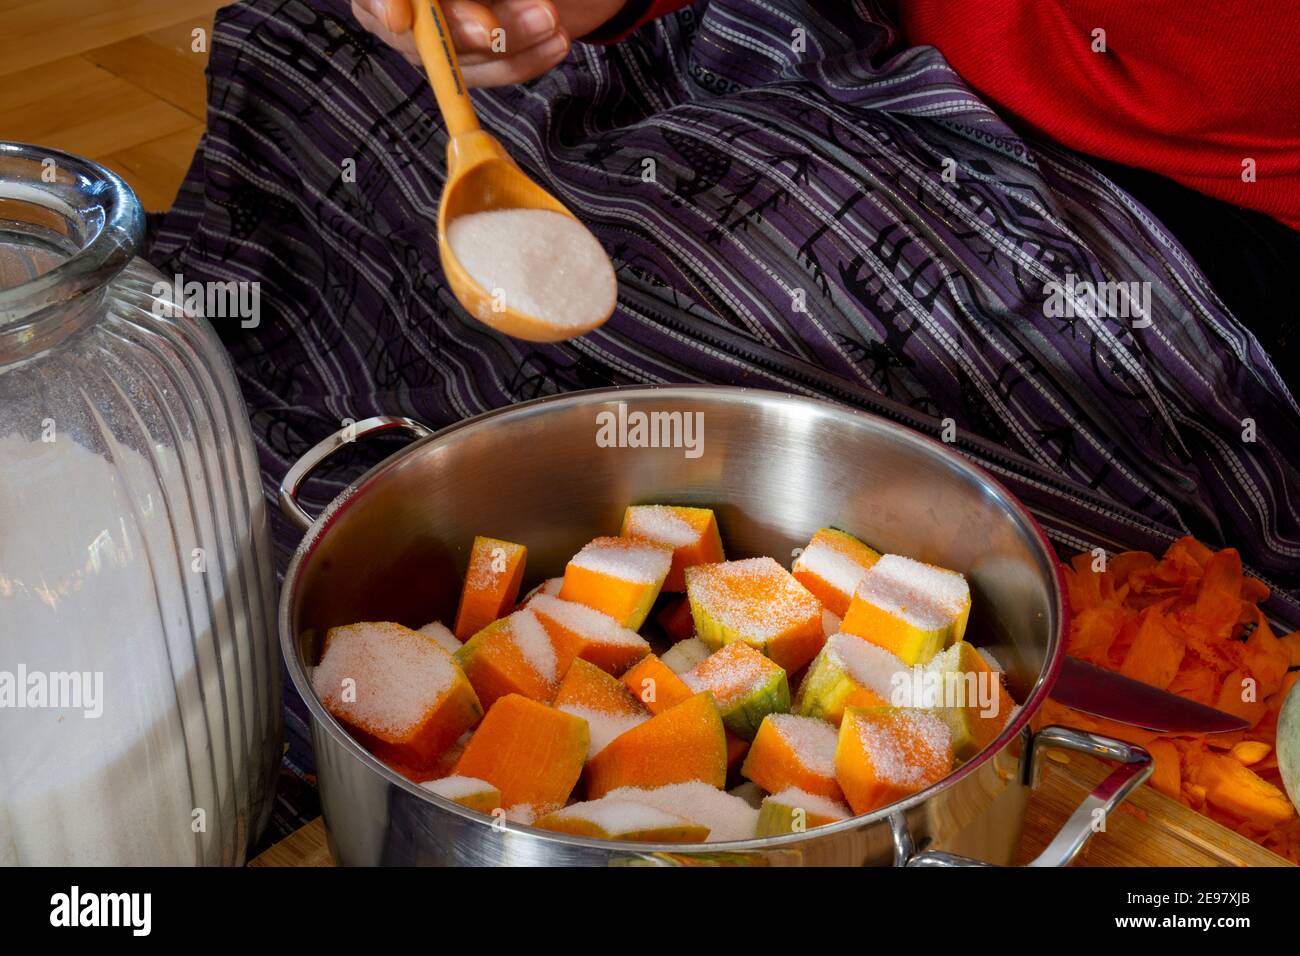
<box><xmin>529</xmin><ymin>593</ymin><xmax>650</xmax><ymax>676</ymax></box>
<box><xmin>420</xmin><ymin>775</ymin><xmax>502</xmax><ymax>813</ymax></box>
<box><xmin>794</xmin><ymin>632</ymin><xmax>908</xmax><ymax>726</ymax></box>
<box><xmin>756</xmin><ymin>787</ymin><xmax>852</xmax><ymax>836</ymax></box>
<box><xmin>312</xmin><ymin>622</ymin><xmax>482</xmax><ymax>772</ymax></box>
<box><xmin>741</xmin><ymin>713</ymin><xmax>844</xmax><ymax>803</ymax></box>
<box><xmin>553</xmin><ymin>658</ymin><xmax>650</xmax><ymax>760</ymax></box>
<box><xmin>534</xmin><ymin>796</ymin><xmax>711</xmax><ymax>843</ymax></box>
<box><xmin>662</xmin><ymin>637</ymin><xmax>711</xmax><ymax>674</ymax></box>
<box><xmin>683</xmin><ymin>641</ymin><xmax>790</xmax><ymax>740</ymax></box>
<box><xmin>454</xmin><ymin>537</ymin><xmax>527</xmax><ymax>640</ymax></box>
<box><xmin>418</xmin><ymin>620</ymin><xmax>463</xmax><ymax>655</ymax></box>
<box><xmin>585</xmin><ymin>692</ymin><xmax>728</xmax><ymax>798</ymax></box>
<box><xmin>605</xmin><ymin>782</ymin><xmax>760</xmax><ymax>843</ymax></box>
<box><xmin>454</xmin><ymin>694</ymin><xmax>588</xmax><ymax>809</ymax></box>
<box><xmin>792</xmin><ymin>528</ymin><xmax>881</xmax><ymax>617</ymax></box>
<box><xmin>685</xmin><ymin>557</ymin><xmax>825</xmax><ymax>672</ymax></box>
<box><xmin>621</xmin><ymin>653</ymin><xmax>694</xmax><ymax>714</ymax></box>
<box><xmin>559</xmin><ymin>536</ymin><xmax>673</xmax><ymax>630</ymax></box>
<box><xmin>454</xmin><ymin>609</ymin><xmax>561</xmax><ymax>709</ymax></box>
<box><xmin>835</xmin><ymin>706</ymin><xmax>953</xmax><ymax>815</ymax></box>
<box><xmin>910</xmin><ymin>641</ymin><xmax>1015</xmax><ymax>760</ymax></box>
<box><xmin>840</xmin><ymin>554</ymin><xmax>970</xmax><ymax>665</ymax></box>
<box><xmin>620</xmin><ymin>505</ymin><xmax>725</xmax><ymax>592</ymax></box>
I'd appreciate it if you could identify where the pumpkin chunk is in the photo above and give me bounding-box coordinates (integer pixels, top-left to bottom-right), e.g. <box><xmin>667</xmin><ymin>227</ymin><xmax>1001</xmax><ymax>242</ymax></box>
<box><xmin>454</xmin><ymin>694</ymin><xmax>588</xmax><ymax>809</ymax></box>
<box><xmin>757</xmin><ymin>787</ymin><xmax>851</xmax><ymax>836</ymax></box>
<box><xmin>794</xmin><ymin>632</ymin><xmax>906</xmax><ymax>726</ymax></box>
<box><xmin>454</xmin><ymin>536</ymin><xmax>527</xmax><ymax>640</ymax></box>
<box><xmin>529</xmin><ymin>593</ymin><xmax>650</xmax><ymax>676</ymax></box>
<box><xmin>312</xmin><ymin>622</ymin><xmax>482</xmax><ymax>772</ymax></box>
<box><xmin>682</xmin><ymin>641</ymin><xmax>791</xmax><ymax>740</ymax></box>
<box><xmin>534</xmin><ymin>796</ymin><xmax>710</xmax><ymax>842</ymax></box>
<box><xmin>835</xmin><ymin>706</ymin><xmax>953</xmax><ymax>814</ymax></box>
<box><xmin>792</xmin><ymin>528</ymin><xmax>881</xmax><ymax>617</ymax></box>
<box><xmin>454</xmin><ymin>608</ymin><xmax>561</xmax><ymax>709</ymax></box>
<box><xmin>553</xmin><ymin>658</ymin><xmax>649</xmax><ymax>760</ymax></box>
<box><xmin>742</xmin><ymin>713</ymin><xmax>844</xmax><ymax>803</ymax></box>
<box><xmin>840</xmin><ymin>554</ymin><xmax>970</xmax><ymax>665</ymax></box>
<box><xmin>685</xmin><ymin>557</ymin><xmax>825</xmax><ymax>672</ymax></box>
<box><xmin>559</xmin><ymin>536</ymin><xmax>673</xmax><ymax>629</ymax></box>
<box><xmin>620</xmin><ymin>505</ymin><xmax>725</xmax><ymax>592</ymax></box>
<box><xmin>586</xmin><ymin>692</ymin><xmax>727</xmax><ymax>798</ymax></box>
<box><xmin>604</xmin><ymin>782</ymin><xmax>759</xmax><ymax>842</ymax></box>
<box><xmin>420</xmin><ymin>775</ymin><xmax>501</xmax><ymax>813</ymax></box>
<box><xmin>621</xmin><ymin>653</ymin><xmax>694</xmax><ymax>714</ymax></box>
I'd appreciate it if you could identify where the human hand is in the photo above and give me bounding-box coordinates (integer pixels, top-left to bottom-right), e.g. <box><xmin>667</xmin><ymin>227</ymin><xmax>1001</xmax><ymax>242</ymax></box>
<box><xmin>351</xmin><ymin>0</ymin><xmax>627</xmax><ymax>87</ymax></box>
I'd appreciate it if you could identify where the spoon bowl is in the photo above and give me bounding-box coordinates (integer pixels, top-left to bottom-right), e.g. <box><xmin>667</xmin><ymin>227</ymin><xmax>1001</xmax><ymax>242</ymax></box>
<box><xmin>412</xmin><ymin>1</ymin><xmax>616</xmax><ymax>342</ymax></box>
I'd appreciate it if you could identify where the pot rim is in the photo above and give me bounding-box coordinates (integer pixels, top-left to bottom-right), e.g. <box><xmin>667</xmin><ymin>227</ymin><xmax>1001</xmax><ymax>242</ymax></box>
<box><xmin>279</xmin><ymin>384</ymin><xmax>1068</xmax><ymax>856</ymax></box>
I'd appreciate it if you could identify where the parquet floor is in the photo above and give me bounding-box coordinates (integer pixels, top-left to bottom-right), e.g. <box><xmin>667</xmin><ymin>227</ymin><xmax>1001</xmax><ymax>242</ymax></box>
<box><xmin>0</xmin><ymin>0</ymin><xmax>228</xmax><ymax>210</ymax></box>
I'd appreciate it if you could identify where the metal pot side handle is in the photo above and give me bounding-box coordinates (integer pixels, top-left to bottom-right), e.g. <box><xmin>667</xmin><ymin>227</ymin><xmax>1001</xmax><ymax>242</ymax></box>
<box><xmin>278</xmin><ymin>416</ymin><xmax>436</xmax><ymax>532</ymax></box>
<box><xmin>905</xmin><ymin>725</ymin><xmax>1153</xmax><ymax>868</ymax></box>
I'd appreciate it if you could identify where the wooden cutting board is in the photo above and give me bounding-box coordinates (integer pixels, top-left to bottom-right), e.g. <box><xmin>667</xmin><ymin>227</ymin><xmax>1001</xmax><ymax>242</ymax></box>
<box><xmin>250</xmin><ymin>754</ymin><xmax>1290</xmax><ymax>867</ymax></box>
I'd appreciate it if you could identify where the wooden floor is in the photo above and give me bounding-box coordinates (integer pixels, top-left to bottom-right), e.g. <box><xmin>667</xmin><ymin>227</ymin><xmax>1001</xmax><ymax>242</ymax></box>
<box><xmin>0</xmin><ymin>0</ymin><xmax>228</xmax><ymax>211</ymax></box>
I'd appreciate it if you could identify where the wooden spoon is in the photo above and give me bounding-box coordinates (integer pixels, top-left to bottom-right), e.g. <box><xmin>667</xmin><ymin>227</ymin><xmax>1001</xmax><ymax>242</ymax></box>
<box><xmin>410</xmin><ymin>0</ymin><xmax>615</xmax><ymax>342</ymax></box>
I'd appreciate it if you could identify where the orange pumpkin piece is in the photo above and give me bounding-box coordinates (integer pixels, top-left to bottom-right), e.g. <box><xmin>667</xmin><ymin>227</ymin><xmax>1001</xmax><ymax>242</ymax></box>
<box><xmin>1193</xmin><ymin>753</ymin><xmax>1296</xmax><ymax>826</ymax></box>
<box><xmin>621</xmin><ymin>653</ymin><xmax>693</xmax><ymax>714</ymax></box>
<box><xmin>685</xmin><ymin>557</ymin><xmax>825</xmax><ymax>673</ymax></box>
<box><xmin>528</xmin><ymin>593</ymin><xmax>650</xmax><ymax>676</ymax></box>
<box><xmin>453</xmin><ymin>537</ymin><xmax>527</xmax><ymax>640</ymax></box>
<box><xmin>1144</xmin><ymin>739</ymin><xmax>1182</xmax><ymax>799</ymax></box>
<box><xmin>585</xmin><ymin>692</ymin><xmax>728</xmax><ymax>799</ymax></box>
<box><xmin>791</xmin><ymin>527</ymin><xmax>880</xmax><ymax>617</ymax></box>
<box><xmin>1119</xmin><ymin>610</ymin><xmax>1185</xmax><ymax>690</ymax></box>
<box><xmin>312</xmin><ymin>622</ymin><xmax>483</xmax><ymax>772</ymax></box>
<box><xmin>534</xmin><ymin>796</ymin><xmax>711</xmax><ymax>842</ymax></box>
<box><xmin>840</xmin><ymin>554</ymin><xmax>970</xmax><ymax>666</ymax></box>
<box><xmin>553</xmin><ymin>658</ymin><xmax>649</xmax><ymax>760</ymax></box>
<box><xmin>454</xmin><ymin>694</ymin><xmax>589</xmax><ymax>809</ymax></box>
<box><xmin>682</xmin><ymin>640</ymin><xmax>791</xmax><ymax>740</ymax></box>
<box><xmin>835</xmin><ymin>706</ymin><xmax>953</xmax><ymax>815</ymax></box>
<box><xmin>454</xmin><ymin>609</ymin><xmax>562</xmax><ymax>709</ymax></box>
<box><xmin>742</xmin><ymin>713</ymin><xmax>845</xmax><ymax>803</ymax></box>
<box><xmin>620</xmin><ymin>505</ymin><xmax>725</xmax><ymax>592</ymax></box>
<box><xmin>559</xmin><ymin>536</ymin><xmax>673</xmax><ymax>630</ymax></box>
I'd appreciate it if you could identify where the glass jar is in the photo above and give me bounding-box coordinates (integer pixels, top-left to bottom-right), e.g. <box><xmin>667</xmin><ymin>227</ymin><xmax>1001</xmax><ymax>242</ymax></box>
<box><xmin>0</xmin><ymin>142</ymin><xmax>280</xmax><ymax>865</ymax></box>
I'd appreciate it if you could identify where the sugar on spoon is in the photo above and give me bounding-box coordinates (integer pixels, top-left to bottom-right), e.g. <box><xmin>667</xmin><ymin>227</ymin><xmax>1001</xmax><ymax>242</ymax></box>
<box><xmin>410</xmin><ymin>0</ymin><xmax>617</xmax><ymax>341</ymax></box>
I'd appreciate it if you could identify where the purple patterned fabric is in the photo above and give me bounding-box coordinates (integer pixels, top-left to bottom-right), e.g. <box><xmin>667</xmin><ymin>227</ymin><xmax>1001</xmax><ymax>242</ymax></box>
<box><xmin>147</xmin><ymin>0</ymin><xmax>1299</xmax><ymax>835</ymax></box>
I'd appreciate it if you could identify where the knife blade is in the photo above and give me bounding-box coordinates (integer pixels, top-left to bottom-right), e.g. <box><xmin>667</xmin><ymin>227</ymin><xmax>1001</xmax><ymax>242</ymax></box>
<box><xmin>1051</xmin><ymin>656</ymin><xmax>1249</xmax><ymax>734</ymax></box>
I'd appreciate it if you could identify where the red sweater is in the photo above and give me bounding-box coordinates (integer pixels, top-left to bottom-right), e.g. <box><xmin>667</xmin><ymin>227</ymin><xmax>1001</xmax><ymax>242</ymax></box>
<box><xmin>601</xmin><ymin>1</ymin><xmax>1300</xmax><ymax>229</ymax></box>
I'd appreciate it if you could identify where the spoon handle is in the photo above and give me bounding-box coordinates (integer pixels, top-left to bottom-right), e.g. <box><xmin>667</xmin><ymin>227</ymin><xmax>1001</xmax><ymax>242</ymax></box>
<box><xmin>411</xmin><ymin>0</ymin><xmax>481</xmax><ymax>138</ymax></box>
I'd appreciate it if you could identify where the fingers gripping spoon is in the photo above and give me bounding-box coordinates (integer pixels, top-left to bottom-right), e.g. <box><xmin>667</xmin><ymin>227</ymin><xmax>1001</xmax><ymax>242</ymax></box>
<box><xmin>411</xmin><ymin>0</ymin><xmax>617</xmax><ymax>342</ymax></box>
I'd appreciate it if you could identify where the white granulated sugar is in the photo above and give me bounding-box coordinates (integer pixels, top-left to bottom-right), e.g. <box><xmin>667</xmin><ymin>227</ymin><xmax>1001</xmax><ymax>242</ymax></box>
<box><xmin>768</xmin><ymin>714</ymin><xmax>837</xmax><ymax>776</ymax></box>
<box><xmin>822</xmin><ymin>609</ymin><xmax>842</xmax><ymax>637</ymax></box>
<box><xmin>421</xmin><ymin>775</ymin><xmax>495</xmax><ymax>799</ymax></box>
<box><xmin>569</xmin><ymin>537</ymin><xmax>672</xmax><ymax>584</ymax></box>
<box><xmin>529</xmin><ymin>593</ymin><xmax>648</xmax><ymax>648</ymax></box>
<box><xmin>606</xmin><ymin>782</ymin><xmax>760</xmax><ymax>843</ymax></box>
<box><xmin>850</xmin><ymin>709</ymin><xmax>952</xmax><ymax>788</ymax></box>
<box><xmin>313</xmin><ymin>622</ymin><xmax>458</xmax><ymax>735</ymax></box>
<box><xmin>854</xmin><ymin>555</ymin><xmax>968</xmax><ymax>631</ymax></box>
<box><xmin>765</xmin><ymin>787</ymin><xmax>850</xmax><ymax>821</ymax></box>
<box><xmin>624</xmin><ymin>506</ymin><xmax>699</xmax><ymax>547</ymax></box>
<box><xmin>688</xmin><ymin>557</ymin><xmax>820</xmax><ymax>642</ymax></box>
<box><xmin>977</xmin><ymin>647</ymin><xmax>1004</xmax><ymax>672</ymax></box>
<box><xmin>826</xmin><ymin>633</ymin><xmax>910</xmax><ymax>697</ymax></box>
<box><xmin>557</xmin><ymin>704</ymin><xmax>647</xmax><ymax>759</ymax></box>
<box><xmin>795</xmin><ymin>541</ymin><xmax>870</xmax><ymax>596</ymax></box>
<box><xmin>662</xmin><ymin>638</ymin><xmax>711</xmax><ymax>674</ymax></box>
<box><xmin>547</xmin><ymin>797</ymin><xmax>693</xmax><ymax>836</ymax></box>
<box><xmin>447</xmin><ymin>209</ymin><xmax>617</xmax><ymax>329</ymax></box>
<box><xmin>505</xmin><ymin>804</ymin><xmax>541</xmax><ymax>824</ymax></box>
<box><xmin>418</xmin><ymin>620</ymin><xmax>462</xmax><ymax>655</ymax></box>
<box><xmin>507</xmin><ymin>609</ymin><xmax>557</xmax><ymax>683</ymax></box>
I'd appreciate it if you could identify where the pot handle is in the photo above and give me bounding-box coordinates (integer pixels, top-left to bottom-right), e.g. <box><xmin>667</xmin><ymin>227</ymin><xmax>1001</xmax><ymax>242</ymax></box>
<box><xmin>904</xmin><ymin>725</ymin><xmax>1152</xmax><ymax>867</ymax></box>
<box><xmin>278</xmin><ymin>416</ymin><xmax>435</xmax><ymax>532</ymax></box>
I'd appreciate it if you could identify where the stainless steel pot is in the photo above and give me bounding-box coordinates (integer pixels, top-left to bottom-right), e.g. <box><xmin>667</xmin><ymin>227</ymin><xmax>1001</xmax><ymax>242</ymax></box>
<box><xmin>278</xmin><ymin>386</ymin><xmax>1150</xmax><ymax>866</ymax></box>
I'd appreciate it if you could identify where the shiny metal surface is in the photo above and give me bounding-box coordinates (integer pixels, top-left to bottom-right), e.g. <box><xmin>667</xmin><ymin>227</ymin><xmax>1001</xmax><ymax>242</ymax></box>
<box><xmin>1053</xmin><ymin>657</ymin><xmax>1249</xmax><ymax>733</ymax></box>
<box><xmin>280</xmin><ymin>386</ymin><xmax>1097</xmax><ymax>865</ymax></box>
